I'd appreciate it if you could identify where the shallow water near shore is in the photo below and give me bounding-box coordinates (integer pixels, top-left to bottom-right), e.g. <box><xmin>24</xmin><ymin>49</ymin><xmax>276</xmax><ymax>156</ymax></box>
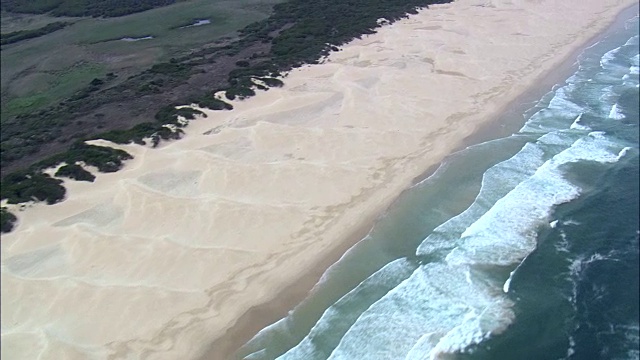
<box><xmin>236</xmin><ymin>14</ymin><xmax>640</xmax><ymax>360</ymax></box>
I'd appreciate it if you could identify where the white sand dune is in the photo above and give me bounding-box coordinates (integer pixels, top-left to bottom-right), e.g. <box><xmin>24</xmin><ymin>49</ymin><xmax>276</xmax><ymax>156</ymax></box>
<box><xmin>1</xmin><ymin>0</ymin><xmax>636</xmax><ymax>359</ymax></box>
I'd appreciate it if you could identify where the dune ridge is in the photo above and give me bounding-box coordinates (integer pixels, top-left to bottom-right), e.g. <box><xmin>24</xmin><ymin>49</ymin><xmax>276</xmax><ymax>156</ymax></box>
<box><xmin>1</xmin><ymin>0</ymin><xmax>637</xmax><ymax>359</ymax></box>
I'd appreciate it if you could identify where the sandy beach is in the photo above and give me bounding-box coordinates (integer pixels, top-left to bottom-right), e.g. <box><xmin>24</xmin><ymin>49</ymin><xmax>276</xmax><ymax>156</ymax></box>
<box><xmin>1</xmin><ymin>0</ymin><xmax>637</xmax><ymax>359</ymax></box>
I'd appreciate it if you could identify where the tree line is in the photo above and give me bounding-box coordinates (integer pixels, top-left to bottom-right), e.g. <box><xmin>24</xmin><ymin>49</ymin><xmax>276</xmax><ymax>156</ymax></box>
<box><xmin>1</xmin><ymin>21</ymin><xmax>69</xmax><ymax>46</ymax></box>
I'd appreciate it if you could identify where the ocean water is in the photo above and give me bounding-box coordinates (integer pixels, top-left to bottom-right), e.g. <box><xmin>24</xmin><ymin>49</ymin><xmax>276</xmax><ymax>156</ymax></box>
<box><xmin>236</xmin><ymin>15</ymin><xmax>640</xmax><ymax>360</ymax></box>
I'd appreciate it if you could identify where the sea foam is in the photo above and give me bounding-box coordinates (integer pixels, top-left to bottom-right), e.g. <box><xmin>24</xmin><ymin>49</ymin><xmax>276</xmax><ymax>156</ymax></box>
<box><xmin>326</xmin><ymin>263</ymin><xmax>514</xmax><ymax>360</ymax></box>
<box><xmin>278</xmin><ymin>258</ymin><xmax>416</xmax><ymax>360</ymax></box>
<box><xmin>326</xmin><ymin>125</ymin><xmax>627</xmax><ymax>359</ymax></box>
<box><xmin>609</xmin><ymin>103</ymin><xmax>626</xmax><ymax>119</ymax></box>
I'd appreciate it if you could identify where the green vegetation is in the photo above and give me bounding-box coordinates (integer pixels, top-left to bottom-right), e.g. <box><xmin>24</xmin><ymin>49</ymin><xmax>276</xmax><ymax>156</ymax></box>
<box><xmin>0</xmin><ymin>21</ymin><xmax>69</xmax><ymax>45</ymax></box>
<box><xmin>1</xmin><ymin>0</ymin><xmax>280</xmax><ymax>171</ymax></box>
<box><xmin>55</xmin><ymin>164</ymin><xmax>95</xmax><ymax>181</ymax></box>
<box><xmin>0</xmin><ymin>140</ymin><xmax>133</xmax><ymax>215</ymax></box>
<box><xmin>1</xmin><ymin>0</ymin><xmax>452</xmax><ymax>231</ymax></box>
<box><xmin>0</xmin><ymin>105</ymin><xmax>207</xmax><ymax>226</ymax></box>
<box><xmin>1</xmin><ymin>171</ymin><xmax>65</xmax><ymax>205</ymax></box>
<box><xmin>193</xmin><ymin>95</ymin><xmax>234</xmax><ymax>111</ymax></box>
<box><xmin>1</xmin><ymin>207</ymin><xmax>17</xmax><ymax>233</ymax></box>
<box><xmin>33</xmin><ymin>141</ymin><xmax>133</xmax><ymax>173</ymax></box>
<box><xmin>259</xmin><ymin>77</ymin><xmax>283</xmax><ymax>88</ymax></box>
<box><xmin>2</xmin><ymin>62</ymin><xmax>106</xmax><ymax>118</ymax></box>
<box><xmin>98</xmin><ymin>106</ymin><xmax>206</xmax><ymax>146</ymax></box>
<box><xmin>187</xmin><ymin>0</ymin><xmax>451</xmax><ymax>106</ymax></box>
<box><xmin>1</xmin><ymin>0</ymin><xmax>177</xmax><ymax>18</ymax></box>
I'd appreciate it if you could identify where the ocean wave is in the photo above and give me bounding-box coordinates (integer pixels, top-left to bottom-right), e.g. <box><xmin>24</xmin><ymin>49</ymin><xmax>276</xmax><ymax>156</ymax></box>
<box><xmin>608</xmin><ymin>103</ymin><xmax>626</xmax><ymax>119</ymax></box>
<box><xmin>600</xmin><ymin>46</ymin><xmax>622</xmax><ymax>68</ymax></box>
<box><xmin>241</xmin><ymin>317</ymin><xmax>291</xmax><ymax>359</ymax></box>
<box><xmin>326</xmin><ymin>263</ymin><xmax>514</xmax><ymax>359</ymax></box>
<box><xmin>278</xmin><ymin>258</ymin><xmax>416</xmax><ymax>360</ymax></box>
<box><xmin>416</xmin><ymin>142</ymin><xmax>545</xmax><ymax>257</ymax></box>
<box><xmin>241</xmin><ymin>24</ymin><xmax>640</xmax><ymax>360</ymax></box>
<box><xmin>326</xmin><ymin>128</ymin><xmax>627</xmax><ymax>358</ymax></box>
<box><xmin>445</xmin><ymin>133</ymin><xmax>623</xmax><ymax>269</ymax></box>
<box><xmin>624</xmin><ymin>34</ymin><xmax>639</xmax><ymax>47</ymax></box>
<box><xmin>570</xmin><ymin>113</ymin><xmax>591</xmax><ymax>131</ymax></box>
<box><xmin>519</xmin><ymin>87</ymin><xmax>584</xmax><ymax>134</ymax></box>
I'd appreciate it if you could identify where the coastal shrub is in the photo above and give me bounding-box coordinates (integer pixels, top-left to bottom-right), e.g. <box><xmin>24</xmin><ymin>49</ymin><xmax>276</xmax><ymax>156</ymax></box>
<box><xmin>66</xmin><ymin>142</ymin><xmax>132</xmax><ymax>173</ymax></box>
<box><xmin>259</xmin><ymin>77</ymin><xmax>284</xmax><ymax>88</ymax></box>
<box><xmin>195</xmin><ymin>96</ymin><xmax>233</xmax><ymax>111</ymax></box>
<box><xmin>225</xmin><ymin>86</ymin><xmax>256</xmax><ymax>100</ymax></box>
<box><xmin>90</xmin><ymin>78</ymin><xmax>104</xmax><ymax>87</ymax></box>
<box><xmin>2</xmin><ymin>0</ymin><xmax>450</xmax><ymax>171</ymax></box>
<box><xmin>0</xmin><ymin>207</ymin><xmax>17</xmax><ymax>233</ymax></box>
<box><xmin>155</xmin><ymin>105</ymin><xmax>202</xmax><ymax>122</ymax></box>
<box><xmin>0</xmin><ymin>171</ymin><xmax>66</xmax><ymax>205</ymax></box>
<box><xmin>98</xmin><ymin>125</ymin><xmax>152</xmax><ymax>145</ymax></box>
<box><xmin>96</xmin><ymin>107</ymin><xmax>203</xmax><ymax>146</ymax></box>
<box><xmin>174</xmin><ymin>107</ymin><xmax>205</xmax><ymax>122</ymax></box>
<box><xmin>55</xmin><ymin>164</ymin><xmax>96</xmax><ymax>182</ymax></box>
<box><xmin>149</xmin><ymin>63</ymin><xmax>191</xmax><ymax>78</ymax></box>
<box><xmin>33</xmin><ymin>141</ymin><xmax>134</xmax><ymax>173</ymax></box>
<box><xmin>0</xmin><ymin>21</ymin><xmax>70</xmax><ymax>45</ymax></box>
<box><xmin>229</xmin><ymin>67</ymin><xmax>269</xmax><ymax>81</ymax></box>
<box><xmin>150</xmin><ymin>127</ymin><xmax>184</xmax><ymax>147</ymax></box>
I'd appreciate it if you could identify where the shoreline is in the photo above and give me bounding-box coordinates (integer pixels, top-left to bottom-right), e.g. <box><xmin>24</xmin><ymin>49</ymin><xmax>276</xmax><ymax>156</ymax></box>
<box><xmin>1</xmin><ymin>2</ymin><xmax>637</xmax><ymax>360</ymax></box>
<box><xmin>203</xmin><ymin>3</ymin><xmax>640</xmax><ymax>359</ymax></box>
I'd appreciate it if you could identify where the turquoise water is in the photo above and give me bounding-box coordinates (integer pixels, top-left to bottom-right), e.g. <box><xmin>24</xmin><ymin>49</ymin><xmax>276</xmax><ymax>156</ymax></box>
<box><xmin>237</xmin><ymin>15</ymin><xmax>640</xmax><ymax>360</ymax></box>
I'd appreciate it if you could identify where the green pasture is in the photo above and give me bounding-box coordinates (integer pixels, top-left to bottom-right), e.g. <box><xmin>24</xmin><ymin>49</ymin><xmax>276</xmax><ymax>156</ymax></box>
<box><xmin>2</xmin><ymin>62</ymin><xmax>104</xmax><ymax>118</ymax></box>
<box><xmin>1</xmin><ymin>0</ymin><xmax>282</xmax><ymax>118</ymax></box>
<box><xmin>0</xmin><ymin>12</ymin><xmax>78</xmax><ymax>33</ymax></box>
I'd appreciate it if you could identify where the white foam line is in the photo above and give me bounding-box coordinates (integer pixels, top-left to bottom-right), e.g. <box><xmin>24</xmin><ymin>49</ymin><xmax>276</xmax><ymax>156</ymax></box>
<box><xmin>570</xmin><ymin>113</ymin><xmax>591</xmax><ymax>131</ymax></box>
<box><xmin>617</xmin><ymin>146</ymin><xmax>632</xmax><ymax>160</ymax></box>
<box><xmin>609</xmin><ymin>103</ymin><xmax>625</xmax><ymax>119</ymax></box>
<box><xmin>503</xmin><ymin>250</ymin><xmax>534</xmax><ymax>293</ymax></box>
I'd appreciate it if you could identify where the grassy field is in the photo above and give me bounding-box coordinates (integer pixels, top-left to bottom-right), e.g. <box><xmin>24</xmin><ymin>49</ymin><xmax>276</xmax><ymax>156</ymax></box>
<box><xmin>0</xmin><ymin>0</ymin><xmax>281</xmax><ymax>120</ymax></box>
<box><xmin>0</xmin><ymin>12</ymin><xmax>78</xmax><ymax>33</ymax></box>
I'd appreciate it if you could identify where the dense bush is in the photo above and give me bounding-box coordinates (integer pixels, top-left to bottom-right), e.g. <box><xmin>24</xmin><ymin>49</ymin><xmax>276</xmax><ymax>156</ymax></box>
<box><xmin>1</xmin><ymin>21</ymin><xmax>69</xmax><ymax>45</ymax></box>
<box><xmin>194</xmin><ymin>96</ymin><xmax>234</xmax><ymax>111</ymax></box>
<box><xmin>0</xmin><ymin>171</ymin><xmax>66</xmax><ymax>205</ymax></box>
<box><xmin>259</xmin><ymin>77</ymin><xmax>284</xmax><ymax>88</ymax></box>
<box><xmin>1</xmin><ymin>207</ymin><xmax>18</xmax><ymax>233</ymax></box>
<box><xmin>225</xmin><ymin>86</ymin><xmax>256</xmax><ymax>101</ymax></box>
<box><xmin>66</xmin><ymin>142</ymin><xmax>133</xmax><ymax>172</ymax></box>
<box><xmin>33</xmin><ymin>141</ymin><xmax>133</xmax><ymax>173</ymax></box>
<box><xmin>99</xmin><ymin>125</ymin><xmax>151</xmax><ymax>145</ymax></box>
<box><xmin>55</xmin><ymin>163</ymin><xmax>95</xmax><ymax>181</ymax></box>
<box><xmin>156</xmin><ymin>106</ymin><xmax>205</xmax><ymax>123</ymax></box>
<box><xmin>149</xmin><ymin>63</ymin><xmax>191</xmax><ymax>77</ymax></box>
<box><xmin>2</xmin><ymin>0</ymin><xmax>452</xmax><ymax>171</ymax></box>
<box><xmin>96</xmin><ymin>106</ymin><xmax>204</xmax><ymax>145</ymax></box>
